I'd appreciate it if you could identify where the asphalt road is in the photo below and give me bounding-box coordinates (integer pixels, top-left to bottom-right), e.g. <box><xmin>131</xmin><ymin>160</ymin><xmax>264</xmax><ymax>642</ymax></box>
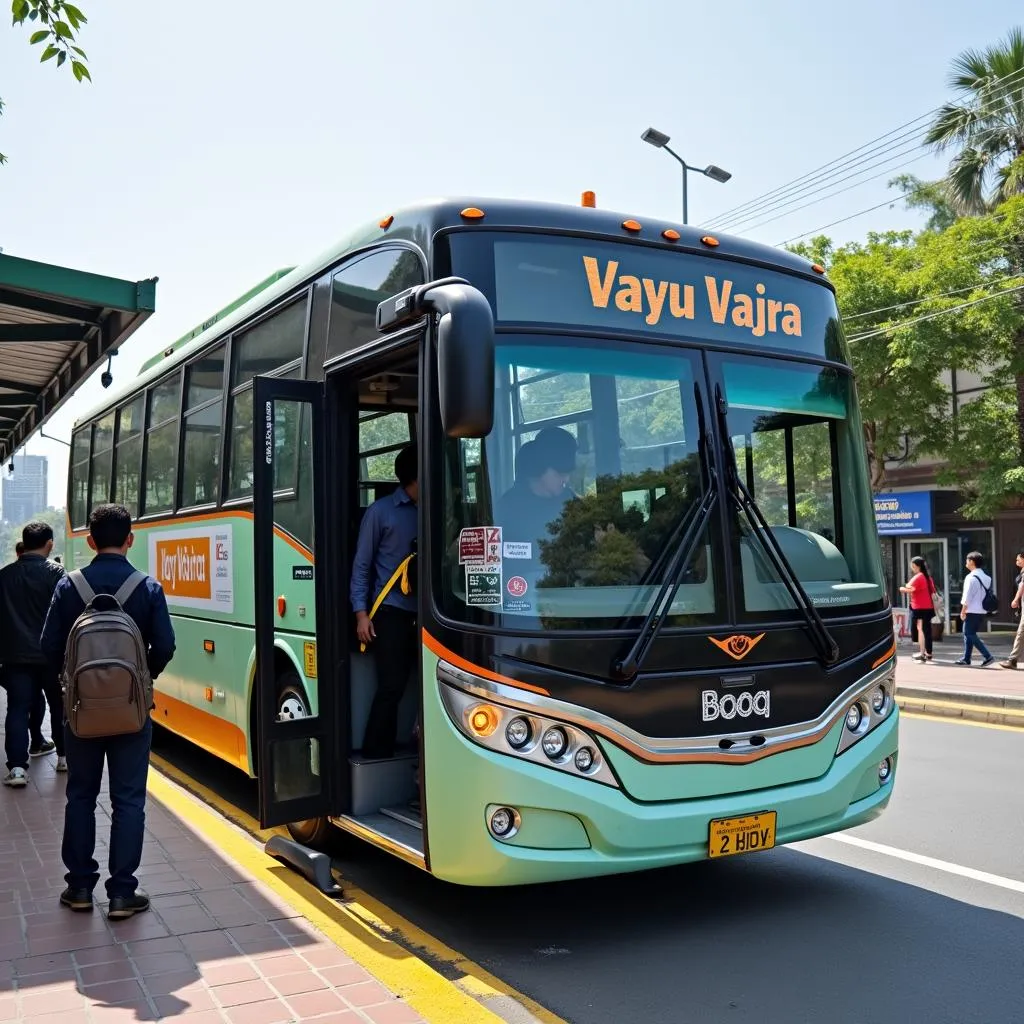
<box><xmin>153</xmin><ymin>714</ymin><xmax>1024</xmax><ymax>1024</ymax></box>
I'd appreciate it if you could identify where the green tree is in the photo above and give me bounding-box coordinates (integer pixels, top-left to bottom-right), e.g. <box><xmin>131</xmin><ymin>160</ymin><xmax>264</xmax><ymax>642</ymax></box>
<box><xmin>924</xmin><ymin>28</ymin><xmax>1024</xmax><ymax>473</ymax></box>
<box><xmin>926</xmin><ymin>27</ymin><xmax>1024</xmax><ymax>213</ymax></box>
<box><xmin>2</xmin><ymin>0</ymin><xmax>89</xmax><ymax>165</ymax></box>
<box><xmin>790</xmin><ymin>202</ymin><xmax>1022</xmax><ymax>495</ymax></box>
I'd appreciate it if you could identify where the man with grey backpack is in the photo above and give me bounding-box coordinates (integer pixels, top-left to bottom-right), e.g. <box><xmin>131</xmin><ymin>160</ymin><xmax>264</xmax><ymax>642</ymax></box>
<box><xmin>41</xmin><ymin>504</ymin><xmax>175</xmax><ymax>920</ymax></box>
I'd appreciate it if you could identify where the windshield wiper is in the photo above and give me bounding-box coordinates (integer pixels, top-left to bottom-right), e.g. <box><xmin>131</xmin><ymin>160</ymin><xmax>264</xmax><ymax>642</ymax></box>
<box><xmin>713</xmin><ymin>385</ymin><xmax>839</xmax><ymax>667</ymax></box>
<box><xmin>614</xmin><ymin>389</ymin><xmax>717</xmax><ymax>681</ymax></box>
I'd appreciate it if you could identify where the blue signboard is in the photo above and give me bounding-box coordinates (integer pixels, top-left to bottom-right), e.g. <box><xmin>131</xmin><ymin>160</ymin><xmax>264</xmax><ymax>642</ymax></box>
<box><xmin>873</xmin><ymin>491</ymin><xmax>933</xmax><ymax>536</ymax></box>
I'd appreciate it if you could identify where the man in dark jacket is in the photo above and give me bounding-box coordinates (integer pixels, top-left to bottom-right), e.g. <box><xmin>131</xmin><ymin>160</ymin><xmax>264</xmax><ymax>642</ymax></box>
<box><xmin>0</xmin><ymin>522</ymin><xmax>67</xmax><ymax>787</ymax></box>
<box><xmin>41</xmin><ymin>504</ymin><xmax>175</xmax><ymax>920</ymax></box>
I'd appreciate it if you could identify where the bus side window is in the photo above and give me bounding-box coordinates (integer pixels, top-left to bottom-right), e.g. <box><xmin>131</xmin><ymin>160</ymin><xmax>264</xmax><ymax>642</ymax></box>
<box><xmin>69</xmin><ymin>426</ymin><xmax>91</xmax><ymax>529</ymax></box>
<box><xmin>327</xmin><ymin>249</ymin><xmax>424</xmax><ymax>362</ymax></box>
<box><xmin>88</xmin><ymin>412</ymin><xmax>116</xmax><ymax>515</ymax></box>
<box><xmin>142</xmin><ymin>374</ymin><xmax>181</xmax><ymax>516</ymax></box>
<box><xmin>112</xmin><ymin>396</ymin><xmax>145</xmax><ymax>519</ymax></box>
<box><xmin>226</xmin><ymin>298</ymin><xmax>308</xmax><ymax>503</ymax></box>
<box><xmin>357</xmin><ymin>410</ymin><xmax>411</xmax><ymax>507</ymax></box>
<box><xmin>181</xmin><ymin>345</ymin><xmax>226</xmax><ymax>509</ymax></box>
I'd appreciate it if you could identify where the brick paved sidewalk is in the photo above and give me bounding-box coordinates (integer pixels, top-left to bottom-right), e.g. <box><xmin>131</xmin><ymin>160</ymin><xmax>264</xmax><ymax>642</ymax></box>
<box><xmin>0</xmin><ymin>690</ymin><xmax>425</xmax><ymax>1024</ymax></box>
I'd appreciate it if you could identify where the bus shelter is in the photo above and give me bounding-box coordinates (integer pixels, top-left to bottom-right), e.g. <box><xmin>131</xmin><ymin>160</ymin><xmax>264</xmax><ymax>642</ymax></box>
<box><xmin>0</xmin><ymin>252</ymin><xmax>156</xmax><ymax>462</ymax></box>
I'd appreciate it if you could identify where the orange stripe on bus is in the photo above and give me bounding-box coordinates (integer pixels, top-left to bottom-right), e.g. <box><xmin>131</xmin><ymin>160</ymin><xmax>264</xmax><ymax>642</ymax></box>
<box><xmin>871</xmin><ymin>641</ymin><xmax>896</xmax><ymax>669</ymax></box>
<box><xmin>422</xmin><ymin>630</ymin><xmax>549</xmax><ymax>696</ymax></box>
<box><xmin>152</xmin><ymin>689</ymin><xmax>248</xmax><ymax>770</ymax></box>
<box><xmin>69</xmin><ymin>508</ymin><xmax>313</xmax><ymax>561</ymax></box>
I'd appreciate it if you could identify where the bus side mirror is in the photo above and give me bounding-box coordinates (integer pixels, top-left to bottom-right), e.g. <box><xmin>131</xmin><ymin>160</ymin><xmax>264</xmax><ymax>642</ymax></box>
<box><xmin>377</xmin><ymin>278</ymin><xmax>495</xmax><ymax>438</ymax></box>
<box><xmin>434</xmin><ymin>283</ymin><xmax>494</xmax><ymax>438</ymax></box>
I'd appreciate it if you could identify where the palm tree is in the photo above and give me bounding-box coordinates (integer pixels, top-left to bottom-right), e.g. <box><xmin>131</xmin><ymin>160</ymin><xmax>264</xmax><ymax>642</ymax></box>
<box><xmin>926</xmin><ymin>27</ymin><xmax>1024</xmax><ymax>212</ymax></box>
<box><xmin>927</xmin><ymin>28</ymin><xmax>1024</xmax><ymax>475</ymax></box>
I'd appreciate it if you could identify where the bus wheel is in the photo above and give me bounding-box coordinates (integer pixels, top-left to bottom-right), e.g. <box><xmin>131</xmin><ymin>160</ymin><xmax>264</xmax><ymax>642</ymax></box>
<box><xmin>287</xmin><ymin>816</ymin><xmax>331</xmax><ymax>847</ymax></box>
<box><xmin>276</xmin><ymin>673</ymin><xmax>331</xmax><ymax>850</ymax></box>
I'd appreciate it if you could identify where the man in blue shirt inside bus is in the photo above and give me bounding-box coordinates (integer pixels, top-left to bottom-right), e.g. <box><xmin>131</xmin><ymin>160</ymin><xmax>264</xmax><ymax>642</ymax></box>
<box><xmin>351</xmin><ymin>445</ymin><xmax>418</xmax><ymax>759</ymax></box>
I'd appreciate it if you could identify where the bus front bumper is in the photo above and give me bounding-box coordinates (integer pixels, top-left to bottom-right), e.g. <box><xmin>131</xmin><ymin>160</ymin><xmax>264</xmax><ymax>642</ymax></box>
<box><xmin>424</xmin><ymin>708</ymin><xmax>898</xmax><ymax>886</ymax></box>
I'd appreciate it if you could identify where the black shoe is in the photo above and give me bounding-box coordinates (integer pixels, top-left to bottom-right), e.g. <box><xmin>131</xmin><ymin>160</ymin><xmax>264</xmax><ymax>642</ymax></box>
<box><xmin>107</xmin><ymin>892</ymin><xmax>150</xmax><ymax>920</ymax></box>
<box><xmin>59</xmin><ymin>887</ymin><xmax>94</xmax><ymax>912</ymax></box>
<box><xmin>30</xmin><ymin>740</ymin><xmax>56</xmax><ymax>757</ymax></box>
<box><xmin>981</xmin><ymin>656</ymin><xmax>995</xmax><ymax>667</ymax></box>
<box><xmin>954</xmin><ymin>659</ymin><xmax>971</xmax><ymax>665</ymax></box>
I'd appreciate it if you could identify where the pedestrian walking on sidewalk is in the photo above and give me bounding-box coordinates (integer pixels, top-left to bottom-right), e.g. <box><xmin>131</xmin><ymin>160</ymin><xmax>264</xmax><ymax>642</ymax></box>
<box><xmin>956</xmin><ymin>551</ymin><xmax>995</xmax><ymax>667</ymax></box>
<box><xmin>900</xmin><ymin>555</ymin><xmax>938</xmax><ymax>662</ymax></box>
<box><xmin>1000</xmin><ymin>551</ymin><xmax>1024</xmax><ymax>669</ymax></box>
<box><xmin>0</xmin><ymin>523</ymin><xmax>67</xmax><ymax>787</ymax></box>
<box><xmin>41</xmin><ymin>504</ymin><xmax>175</xmax><ymax>920</ymax></box>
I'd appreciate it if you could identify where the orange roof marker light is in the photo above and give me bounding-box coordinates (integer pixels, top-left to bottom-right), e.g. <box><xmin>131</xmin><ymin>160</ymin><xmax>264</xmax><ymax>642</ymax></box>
<box><xmin>662</xmin><ymin>228</ymin><xmax>681</xmax><ymax>242</ymax></box>
<box><xmin>460</xmin><ymin>207</ymin><xmax>485</xmax><ymax>220</ymax></box>
<box><xmin>581</xmin><ymin>191</ymin><xmax>597</xmax><ymax>208</ymax></box>
<box><xmin>379</xmin><ymin>215</ymin><xmax>394</xmax><ymax>229</ymax></box>
<box><xmin>811</xmin><ymin>263</ymin><xmax>826</xmax><ymax>275</ymax></box>
<box><xmin>622</xmin><ymin>219</ymin><xmax>642</xmax><ymax>232</ymax></box>
<box><xmin>700</xmin><ymin>235</ymin><xmax>720</xmax><ymax>247</ymax></box>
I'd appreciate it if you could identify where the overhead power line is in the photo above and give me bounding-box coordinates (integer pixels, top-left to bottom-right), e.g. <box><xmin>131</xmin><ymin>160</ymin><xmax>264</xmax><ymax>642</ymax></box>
<box><xmin>846</xmin><ymin>283</ymin><xmax>1024</xmax><ymax>342</ymax></box>
<box><xmin>844</xmin><ymin>275</ymin><xmax>1024</xmax><ymax>321</ymax></box>
<box><xmin>703</xmin><ymin>63</ymin><xmax>1024</xmax><ymax>235</ymax></box>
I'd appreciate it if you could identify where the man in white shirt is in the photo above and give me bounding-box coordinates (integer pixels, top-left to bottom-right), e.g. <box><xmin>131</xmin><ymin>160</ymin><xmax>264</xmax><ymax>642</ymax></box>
<box><xmin>956</xmin><ymin>550</ymin><xmax>995</xmax><ymax>667</ymax></box>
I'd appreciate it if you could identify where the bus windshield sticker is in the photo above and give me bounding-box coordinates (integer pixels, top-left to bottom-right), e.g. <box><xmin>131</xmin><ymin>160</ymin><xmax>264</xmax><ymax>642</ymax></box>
<box><xmin>460</xmin><ymin>526</ymin><xmax>502</xmax><ymax>569</ymax></box>
<box><xmin>465</xmin><ymin>568</ymin><xmax>502</xmax><ymax>607</ymax></box>
<box><xmin>503</xmin><ymin>541</ymin><xmax>532</xmax><ymax>560</ymax></box>
<box><xmin>459</xmin><ymin>527</ymin><xmax>486</xmax><ymax>563</ymax></box>
<box><xmin>490</xmin><ymin>237</ymin><xmax>842</xmax><ymax>357</ymax></box>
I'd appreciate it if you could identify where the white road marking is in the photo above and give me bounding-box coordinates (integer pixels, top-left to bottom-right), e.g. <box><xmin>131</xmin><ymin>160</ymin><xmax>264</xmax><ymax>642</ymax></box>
<box><xmin>810</xmin><ymin>834</ymin><xmax>1024</xmax><ymax>895</ymax></box>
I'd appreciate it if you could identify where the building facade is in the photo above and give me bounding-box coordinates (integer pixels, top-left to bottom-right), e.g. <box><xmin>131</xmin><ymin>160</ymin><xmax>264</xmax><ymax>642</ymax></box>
<box><xmin>874</xmin><ymin>366</ymin><xmax>1021</xmax><ymax>634</ymax></box>
<box><xmin>1</xmin><ymin>453</ymin><xmax>48</xmax><ymax>526</ymax></box>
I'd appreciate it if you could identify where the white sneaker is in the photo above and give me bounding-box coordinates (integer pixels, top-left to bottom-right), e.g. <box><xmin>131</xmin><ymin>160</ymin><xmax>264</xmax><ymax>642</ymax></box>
<box><xmin>2</xmin><ymin>767</ymin><xmax>28</xmax><ymax>788</ymax></box>
<box><xmin>56</xmin><ymin>757</ymin><xmax>68</xmax><ymax>773</ymax></box>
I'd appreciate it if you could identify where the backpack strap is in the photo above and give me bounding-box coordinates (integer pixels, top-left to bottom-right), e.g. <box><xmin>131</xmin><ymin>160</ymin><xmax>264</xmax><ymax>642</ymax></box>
<box><xmin>113</xmin><ymin>570</ymin><xmax>147</xmax><ymax>607</ymax></box>
<box><xmin>68</xmin><ymin>570</ymin><xmax>96</xmax><ymax>606</ymax></box>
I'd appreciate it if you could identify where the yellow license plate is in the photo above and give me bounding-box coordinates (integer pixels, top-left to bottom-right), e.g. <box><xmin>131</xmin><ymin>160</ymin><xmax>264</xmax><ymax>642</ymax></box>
<box><xmin>709</xmin><ymin>811</ymin><xmax>777</xmax><ymax>859</ymax></box>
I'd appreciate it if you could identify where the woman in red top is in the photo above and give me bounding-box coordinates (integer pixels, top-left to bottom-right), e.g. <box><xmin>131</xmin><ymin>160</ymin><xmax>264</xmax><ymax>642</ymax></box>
<box><xmin>900</xmin><ymin>555</ymin><xmax>937</xmax><ymax>661</ymax></box>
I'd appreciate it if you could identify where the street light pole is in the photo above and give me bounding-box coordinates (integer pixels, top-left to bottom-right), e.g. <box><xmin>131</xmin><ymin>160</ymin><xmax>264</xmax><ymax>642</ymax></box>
<box><xmin>640</xmin><ymin>127</ymin><xmax>732</xmax><ymax>225</ymax></box>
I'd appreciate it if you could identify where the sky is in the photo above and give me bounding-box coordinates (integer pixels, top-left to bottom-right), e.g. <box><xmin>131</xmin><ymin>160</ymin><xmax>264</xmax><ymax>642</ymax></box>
<box><xmin>0</xmin><ymin>0</ymin><xmax>1017</xmax><ymax>507</ymax></box>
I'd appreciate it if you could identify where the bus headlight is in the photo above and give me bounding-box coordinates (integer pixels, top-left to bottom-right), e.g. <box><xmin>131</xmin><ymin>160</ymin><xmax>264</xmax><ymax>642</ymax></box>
<box><xmin>505</xmin><ymin>717</ymin><xmax>532</xmax><ymax>749</ymax></box>
<box><xmin>541</xmin><ymin>727</ymin><xmax>569</xmax><ymax>760</ymax></box>
<box><xmin>574</xmin><ymin>746</ymin><xmax>597</xmax><ymax>772</ymax></box>
<box><xmin>878</xmin><ymin>758</ymin><xmax>893</xmax><ymax>783</ymax></box>
<box><xmin>437</xmin><ymin>667</ymin><xmax>619</xmax><ymax>788</ymax></box>
<box><xmin>836</xmin><ymin>662</ymin><xmax>897</xmax><ymax>756</ymax></box>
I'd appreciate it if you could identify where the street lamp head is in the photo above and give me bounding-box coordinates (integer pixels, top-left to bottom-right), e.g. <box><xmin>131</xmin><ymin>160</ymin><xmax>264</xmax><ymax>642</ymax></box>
<box><xmin>641</xmin><ymin>127</ymin><xmax>671</xmax><ymax>148</ymax></box>
<box><xmin>703</xmin><ymin>164</ymin><xmax>732</xmax><ymax>184</ymax></box>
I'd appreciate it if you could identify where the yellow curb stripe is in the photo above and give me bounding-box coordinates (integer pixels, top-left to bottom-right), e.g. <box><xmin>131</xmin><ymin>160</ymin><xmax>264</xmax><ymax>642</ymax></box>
<box><xmin>147</xmin><ymin>757</ymin><xmax>566</xmax><ymax>1024</ymax></box>
<box><xmin>900</xmin><ymin>710</ymin><xmax>1024</xmax><ymax>733</ymax></box>
<box><xmin>897</xmin><ymin>694</ymin><xmax>1024</xmax><ymax>717</ymax></box>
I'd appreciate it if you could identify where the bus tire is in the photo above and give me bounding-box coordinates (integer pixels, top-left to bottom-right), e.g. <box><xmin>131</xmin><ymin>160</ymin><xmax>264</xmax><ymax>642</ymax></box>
<box><xmin>287</xmin><ymin>816</ymin><xmax>331</xmax><ymax>848</ymax></box>
<box><xmin>276</xmin><ymin>671</ymin><xmax>332</xmax><ymax>851</ymax></box>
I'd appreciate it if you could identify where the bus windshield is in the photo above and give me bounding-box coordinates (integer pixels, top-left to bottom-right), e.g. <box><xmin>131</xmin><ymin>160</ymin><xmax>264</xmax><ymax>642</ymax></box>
<box><xmin>438</xmin><ymin>337</ymin><xmax>884</xmax><ymax>631</ymax></box>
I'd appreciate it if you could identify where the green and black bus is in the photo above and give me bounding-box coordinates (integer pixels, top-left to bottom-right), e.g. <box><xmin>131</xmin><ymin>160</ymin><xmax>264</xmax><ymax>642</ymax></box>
<box><xmin>67</xmin><ymin>195</ymin><xmax>898</xmax><ymax>885</ymax></box>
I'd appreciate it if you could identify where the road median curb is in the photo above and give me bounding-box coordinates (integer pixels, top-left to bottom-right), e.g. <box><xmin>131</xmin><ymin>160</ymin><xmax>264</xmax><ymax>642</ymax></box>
<box><xmin>896</xmin><ymin>686</ymin><xmax>1024</xmax><ymax>727</ymax></box>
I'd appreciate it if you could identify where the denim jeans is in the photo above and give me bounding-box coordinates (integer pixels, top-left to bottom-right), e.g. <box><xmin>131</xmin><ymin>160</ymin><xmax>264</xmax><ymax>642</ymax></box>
<box><xmin>62</xmin><ymin>718</ymin><xmax>152</xmax><ymax>898</ymax></box>
<box><xmin>29</xmin><ymin>687</ymin><xmax>48</xmax><ymax>748</ymax></box>
<box><xmin>2</xmin><ymin>666</ymin><xmax>63</xmax><ymax>770</ymax></box>
<box><xmin>962</xmin><ymin>613</ymin><xmax>993</xmax><ymax>663</ymax></box>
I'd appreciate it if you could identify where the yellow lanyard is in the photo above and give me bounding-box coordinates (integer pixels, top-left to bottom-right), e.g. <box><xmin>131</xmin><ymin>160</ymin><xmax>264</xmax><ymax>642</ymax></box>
<box><xmin>360</xmin><ymin>554</ymin><xmax>415</xmax><ymax>653</ymax></box>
